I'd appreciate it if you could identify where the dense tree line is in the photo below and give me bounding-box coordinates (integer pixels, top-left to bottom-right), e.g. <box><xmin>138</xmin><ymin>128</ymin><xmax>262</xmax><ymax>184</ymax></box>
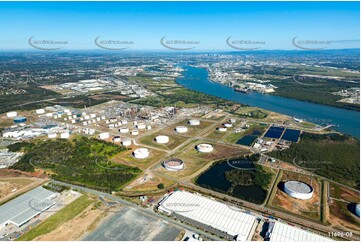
<box><xmin>10</xmin><ymin>137</ymin><xmax>140</xmax><ymax>192</ymax></box>
<box><xmin>225</xmin><ymin>164</ymin><xmax>272</xmax><ymax>189</ymax></box>
<box><xmin>269</xmin><ymin>132</ymin><xmax>360</xmax><ymax>189</ymax></box>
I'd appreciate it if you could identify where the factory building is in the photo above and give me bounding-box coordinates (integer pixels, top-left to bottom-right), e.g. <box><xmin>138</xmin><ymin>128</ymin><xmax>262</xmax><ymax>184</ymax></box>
<box><xmin>268</xmin><ymin>221</ymin><xmax>333</xmax><ymax>241</ymax></box>
<box><xmin>159</xmin><ymin>191</ymin><xmax>257</xmax><ymax>241</ymax></box>
<box><xmin>0</xmin><ymin>187</ymin><xmax>56</xmax><ymax>228</ymax></box>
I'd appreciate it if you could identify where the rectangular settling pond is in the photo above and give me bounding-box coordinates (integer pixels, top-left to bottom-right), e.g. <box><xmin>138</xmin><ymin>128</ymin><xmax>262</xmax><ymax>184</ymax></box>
<box><xmin>281</xmin><ymin>129</ymin><xmax>301</xmax><ymax>142</ymax></box>
<box><xmin>264</xmin><ymin>126</ymin><xmax>285</xmax><ymax>139</ymax></box>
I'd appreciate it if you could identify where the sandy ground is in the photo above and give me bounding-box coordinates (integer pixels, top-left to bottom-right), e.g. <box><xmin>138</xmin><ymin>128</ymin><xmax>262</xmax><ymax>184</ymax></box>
<box><xmin>34</xmin><ymin>203</ymin><xmax>108</xmax><ymax>241</ymax></box>
<box><xmin>0</xmin><ymin>177</ymin><xmax>47</xmax><ymax>203</ymax></box>
<box><xmin>271</xmin><ymin>174</ymin><xmax>321</xmax><ymax>220</ymax></box>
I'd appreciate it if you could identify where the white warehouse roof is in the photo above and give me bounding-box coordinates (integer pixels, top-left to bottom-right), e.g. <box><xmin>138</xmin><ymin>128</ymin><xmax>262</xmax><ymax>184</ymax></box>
<box><xmin>0</xmin><ymin>187</ymin><xmax>56</xmax><ymax>227</ymax></box>
<box><xmin>159</xmin><ymin>191</ymin><xmax>256</xmax><ymax>241</ymax></box>
<box><xmin>270</xmin><ymin>222</ymin><xmax>334</xmax><ymax>242</ymax></box>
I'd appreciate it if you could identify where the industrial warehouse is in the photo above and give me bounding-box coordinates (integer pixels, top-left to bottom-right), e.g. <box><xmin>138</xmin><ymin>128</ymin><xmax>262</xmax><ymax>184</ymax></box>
<box><xmin>158</xmin><ymin>190</ymin><xmax>257</xmax><ymax>241</ymax></box>
<box><xmin>268</xmin><ymin>221</ymin><xmax>334</xmax><ymax>242</ymax></box>
<box><xmin>0</xmin><ymin>187</ymin><xmax>56</xmax><ymax>228</ymax></box>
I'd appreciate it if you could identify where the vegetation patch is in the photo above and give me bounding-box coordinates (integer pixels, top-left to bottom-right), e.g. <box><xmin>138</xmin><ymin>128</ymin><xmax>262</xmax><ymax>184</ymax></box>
<box><xmin>268</xmin><ymin>132</ymin><xmax>360</xmax><ymax>189</ymax></box>
<box><xmin>18</xmin><ymin>195</ymin><xmax>93</xmax><ymax>241</ymax></box>
<box><xmin>10</xmin><ymin>137</ymin><xmax>140</xmax><ymax>192</ymax></box>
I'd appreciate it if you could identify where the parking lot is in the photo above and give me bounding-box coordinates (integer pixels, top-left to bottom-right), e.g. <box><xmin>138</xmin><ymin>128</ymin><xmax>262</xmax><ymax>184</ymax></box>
<box><xmin>83</xmin><ymin>207</ymin><xmax>182</xmax><ymax>241</ymax></box>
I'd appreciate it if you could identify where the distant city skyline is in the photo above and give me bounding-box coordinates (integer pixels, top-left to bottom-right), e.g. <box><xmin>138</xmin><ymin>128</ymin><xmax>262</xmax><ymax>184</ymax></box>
<box><xmin>0</xmin><ymin>1</ymin><xmax>359</xmax><ymax>51</ymax></box>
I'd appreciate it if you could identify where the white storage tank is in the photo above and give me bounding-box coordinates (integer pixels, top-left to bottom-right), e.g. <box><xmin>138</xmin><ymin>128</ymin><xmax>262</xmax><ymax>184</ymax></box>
<box><xmin>155</xmin><ymin>135</ymin><xmax>169</xmax><ymax>144</ymax></box>
<box><xmin>356</xmin><ymin>204</ymin><xmax>360</xmax><ymax>217</ymax></box>
<box><xmin>218</xmin><ymin>127</ymin><xmax>227</xmax><ymax>132</ymax></box>
<box><xmin>188</xmin><ymin>119</ymin><xmax>200</xmax><ymax>126</ymax></box>
<box><xmin>196</xmin><ymin>143</ymin><xmax>214</xmax><ymax>153</ymax></box>
<box><xmin>112</xmin><ymin>136</ymin><xmax>121</xmax><ymax>143</ymax></box>
<box><xmin>137</xmin><ymin>123</ymin><xmax>146</xmax><ymax>129</ymax></box>
<box><xmin>175</xmin><ymin>126</ymin><xmax>188</xmax><ymax>133</ymax></box>
<box><xmin>122</xmin><ymin>139</ymin><xmax>132</xmax><ymax>147</ymax></box>
<box><xmin>133</xmin><ymin>148</ymin><xmax>149</xmax><ymax>159</ymax></box>
<box><xmin>284</xmin><ymin>181</ymin><xmax>314</xmax><ymax>200</ymax></box>
<box><xmin>119</xmin><ymin>127</ymin><xmax>129</xmax><ymax>133</ymax></box>
<box><xmin>224</xmin><ymin>123</ymin><xmax>232</xmax><ymax>128</ymax></box>
<box><xmin>98</xmin><ymin>132</ymin><xmax>110</xmax><ymax>140</ymax></box>
<box><xmin>230</xmin><ymin>118</ymin><xmax>236</xmax><ymax>123</ymax></box>
<box><xmin>36</xmin><ymin>109</ymin><xmax>45</xmax><ymax>114</ymax></box>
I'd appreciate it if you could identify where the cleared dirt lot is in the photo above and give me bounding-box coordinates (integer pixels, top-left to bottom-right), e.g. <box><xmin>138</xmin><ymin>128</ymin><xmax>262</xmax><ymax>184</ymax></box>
<box><xmin>268</xmin><ymin>170</ymin><xmax>321</xmax><ymax>221</ymax></box>
<box><xmin>83</xmin><ymin>207</ymin><xmax>182</xmax><ymax>241</ymax></box>
<box><xmin>0</xmin><ymin>176</ymin><xmax>46</xmax><ymax>204</ymax></box>
<box><xmin>33</xmin><ymin>202</ymin><xmax>109</xmax><ymax>241</ymax></box>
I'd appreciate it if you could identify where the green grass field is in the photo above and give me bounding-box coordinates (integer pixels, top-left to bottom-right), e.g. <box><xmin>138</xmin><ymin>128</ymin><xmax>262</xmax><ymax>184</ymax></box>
<box><xmin>18</xmin><ymin>195</ymin><xmax>93</xmax><ymax>241</ymax></box>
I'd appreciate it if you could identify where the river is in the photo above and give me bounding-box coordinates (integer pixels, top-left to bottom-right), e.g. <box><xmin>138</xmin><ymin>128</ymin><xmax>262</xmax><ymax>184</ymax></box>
<box><xmin>176</xmin><ymin>66</ymin><xmax>360</xmax><ymax>138</ymax></box>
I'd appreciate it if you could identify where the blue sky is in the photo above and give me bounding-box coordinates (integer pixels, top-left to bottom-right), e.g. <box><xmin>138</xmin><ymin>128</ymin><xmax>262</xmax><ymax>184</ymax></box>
<box><xmin>0</xmin><ymin>1</ymin><xmax>359</xmax><ymax>51</ymax></box>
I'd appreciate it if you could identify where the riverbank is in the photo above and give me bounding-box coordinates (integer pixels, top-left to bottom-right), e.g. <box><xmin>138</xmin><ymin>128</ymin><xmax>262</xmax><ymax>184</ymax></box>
<box><xmin>176</xmin><ymin>66</ymin><xmax>360</xmax><ymax>138</ymax></box>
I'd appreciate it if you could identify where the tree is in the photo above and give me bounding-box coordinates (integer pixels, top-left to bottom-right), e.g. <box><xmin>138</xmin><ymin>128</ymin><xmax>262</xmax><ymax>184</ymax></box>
<box><xmin>157</xmin><ymin>183</ymin><xmax>164</xmax><ymax>189</ymax></box>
